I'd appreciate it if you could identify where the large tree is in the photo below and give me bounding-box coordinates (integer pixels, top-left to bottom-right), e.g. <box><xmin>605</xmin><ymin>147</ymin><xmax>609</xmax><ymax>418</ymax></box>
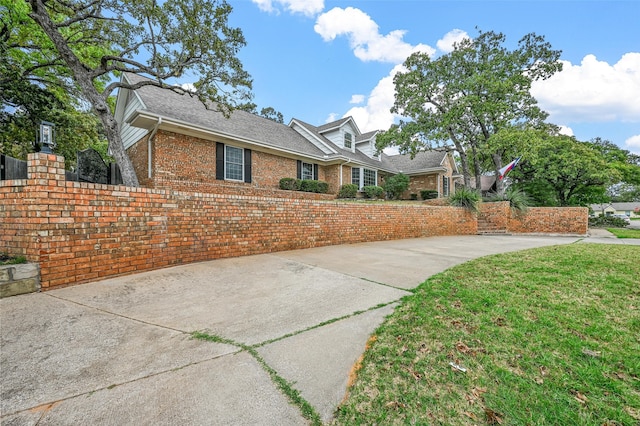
<box><xmin>377</xmin><ymin>29</ymin><xmax>562</xmax><ymax>192</ymax></box>
<box><xmin>6</xmin><ymin>0</ymin><xmax>252</xmax><ymax>186</ymax></box>
<box><xmin>493</xmin><ymin>129</ymin><xmax>619</xmax><ymax>206</ymax></box>
<box><xmin>1</xmin><ymin>1</ymin><xmax>110</xmax><ymax>167</ymax></box>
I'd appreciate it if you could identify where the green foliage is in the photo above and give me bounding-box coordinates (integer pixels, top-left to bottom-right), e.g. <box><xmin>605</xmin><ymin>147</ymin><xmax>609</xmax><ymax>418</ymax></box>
<box><xmin>487</xmin><ymin>187</ymin><xmax>531</xmax><ymax>212</ymax></box>
<box><xmin>278</xmin><ymin>178</ymin><xmax>328</xmax><ymax>194</ymax></box>
<box><xmin>362</xmin><ymin>185</ymin><xmax>384</xmax><ymax>199</ymax></box>
<box><xmin>383</xmin><ymin>173</ymin><xmax>410</xmax><ymax>200</ymax></box>
<box><xmin>337</xmin><ymin>184</ymin><xmax>359</xmax><ymax>199</ymax></box>
<box><xmin>0</xmin><ymin>253</ymin><xmax>27</xmax><ymax>265</ymax></box>
<box><xmin>377</xmin><ymin>29</ymin><xmax>562</xmax><ymax>187</ymax></box>
<box><xmin>7</xmin><ymin>0</ymin><xmax>253</xmax><ymax>186</ymax></box>
<box><xmin>448</xmin><ymin>186</ymin><xmax>481</xmax><ymax>212</ymax></box>
<box><xmin>298</xmin><ymin>180</ymin><xmax>328</xmax><ymax>194</ymax></box>
<box><xmin>420</xmin><ymin>189</ymin><xmax>438</xmax><ymax>200</ymax></box>
<box><xmin>513</xmin><ymin>133</ymin><xmax>614</xmax><ymax>206</ymax></box>
<box><xmin>278</xmin><ymin>177</ymin><xmax>300</xmax><ymax>191</ymax></box>
<box><xmin>589</xmin><ymin>215</ymin><xmax>629</xmax><ymax>228</ymax></box>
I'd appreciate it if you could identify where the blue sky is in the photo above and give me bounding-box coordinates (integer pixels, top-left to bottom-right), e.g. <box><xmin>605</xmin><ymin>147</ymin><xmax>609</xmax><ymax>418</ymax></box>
<box><xmin>219</xmin><ymin>0</ymin><xmax>639</xmax><ymax>154</ymax></box>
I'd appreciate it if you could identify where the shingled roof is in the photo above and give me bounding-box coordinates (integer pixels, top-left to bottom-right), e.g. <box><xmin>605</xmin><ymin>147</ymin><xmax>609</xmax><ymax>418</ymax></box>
<box><xmin>121</xmin><ymin>73</ymin><xmax>454</xmax><ymax>175</ymax></box>
<box><xmin>124</xmin><ymin>73</ymin><xmax>328</xmax><ymax>159</ymax></box>
<box><xmin>386</xmin><ymin>150</ymin><xmax>451</xmax><ymax>174</ymax></box>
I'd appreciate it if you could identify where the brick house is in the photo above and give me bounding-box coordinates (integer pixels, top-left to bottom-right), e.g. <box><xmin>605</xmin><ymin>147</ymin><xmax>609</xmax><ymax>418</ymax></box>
<box><xmin>115</xmin><ymin>73</ymin><xmax>459</xmax><ymax>198</ymax></box>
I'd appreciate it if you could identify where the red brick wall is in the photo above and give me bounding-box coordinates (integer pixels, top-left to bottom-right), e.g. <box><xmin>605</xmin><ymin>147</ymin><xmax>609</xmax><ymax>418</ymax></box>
<box><xmin>406</xmin><ymin>174</ymin><xmax>438</xmax><ymax>199</ymax></box>
<box><xmin>129</xmin><ymin>130</ymin><xmax>340</xmax><ymax>195</ymax></box>
<box><xmin>479</xmin><ymin>202</ymin><xmax>588</xmax><ymax>235</ymax></box>
<box><xmin>1</xmin><ymin>154</ymin><xmax>478</xmax><ymax>290</ymax></box>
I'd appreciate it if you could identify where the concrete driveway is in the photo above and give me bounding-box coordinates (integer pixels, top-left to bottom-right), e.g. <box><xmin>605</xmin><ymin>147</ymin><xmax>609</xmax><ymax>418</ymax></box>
<box><xmin>1</xmin><ymin>234</ymin><xmax>617</xmax><ymax>424</ymax></box>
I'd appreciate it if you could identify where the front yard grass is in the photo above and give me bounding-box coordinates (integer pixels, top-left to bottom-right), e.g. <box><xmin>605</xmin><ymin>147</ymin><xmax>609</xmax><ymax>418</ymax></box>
<box><xmin>333</xmin><ymin>244</ymin><xmax>640</xmax><ymax>425</ymax></box>
<box><xmin>607</xmin><ymin>228</ymin><xmax>640</xmax><ymax>239</ymax></box>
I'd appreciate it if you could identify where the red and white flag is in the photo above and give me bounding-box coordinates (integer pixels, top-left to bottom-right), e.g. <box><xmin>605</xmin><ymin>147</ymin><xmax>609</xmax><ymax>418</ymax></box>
<box><xmin>498</xmin><ymin>157</ymin><xmax>521</xmax><ymax>180</ymax></box>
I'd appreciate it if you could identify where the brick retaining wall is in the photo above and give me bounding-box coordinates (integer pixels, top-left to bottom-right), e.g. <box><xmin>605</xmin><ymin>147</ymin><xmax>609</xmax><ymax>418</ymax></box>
<box><xmin>479</xmin><ymin>202</ymin><xmax>588</xmax><ymax>235</ymax></box>
<box><xmin>1</xmin><ymin>154</ymin><xmax>479</xmax><ymax>290</ymax></box>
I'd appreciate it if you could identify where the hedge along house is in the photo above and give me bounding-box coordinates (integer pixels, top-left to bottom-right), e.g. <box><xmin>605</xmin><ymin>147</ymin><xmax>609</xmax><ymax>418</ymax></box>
<box><xmin>115</xmin><ymin>73</ymin><xmax>458</xmax><ymax>197</ymax></box>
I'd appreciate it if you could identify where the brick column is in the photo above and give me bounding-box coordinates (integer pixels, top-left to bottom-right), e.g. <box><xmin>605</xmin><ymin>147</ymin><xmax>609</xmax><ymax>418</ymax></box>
<box><xmin>27</xmin><ymin>153</ymin><xmax>66</xmax><ymax>185</ymax></box>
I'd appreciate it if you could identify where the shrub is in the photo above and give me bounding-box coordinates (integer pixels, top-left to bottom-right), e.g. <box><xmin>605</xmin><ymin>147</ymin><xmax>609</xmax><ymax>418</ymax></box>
<box><xmin>0</xmin><ymin>253</ymin><xmax>27</xmax><ymax>265</ymax></box>
<box><xmin>384</xmin><ymin>173</ymin><xmax>410</xmax><ymax>200</ymax></box>
<box><xmin>487</xmin><ymin>187</ymin><xmax>531</xmax><ymax>212</ymax></box>
<box><xmin>299</xmin><ymin>179</ymin><xmax>329</xmax><ymax>193</ymax></box>
<box><xmin>420</xmin><ymin>189</ymin><xmax>438</xmax><ymax>200</ymax></box>
<box><xmin>449</xmin><ymin>187</ymin><xmax>481</xmax><ymax>213</ymax></box>
<box><xmin>362</xmin><ymin>185</ymin><xmax>384</xmax><ymax>199</ymax></box>
<box><xmin>589</xmin><ymin>215</ymin><xmax>628</xmax><ymax>228</ymax></box>
<box><xmin>338</xmin><ymin>184</ymin><xmax>359</xmax><ymax>199</ymax></box>
<box><xmin>410</xmin><ymin>193</ymin><xmax>418</xmax><ymax>200</ymax></box>
<box><xmin>279</xmin><ymin>177</ymin><xmax>300</xmax><ymax>191</ymax></box>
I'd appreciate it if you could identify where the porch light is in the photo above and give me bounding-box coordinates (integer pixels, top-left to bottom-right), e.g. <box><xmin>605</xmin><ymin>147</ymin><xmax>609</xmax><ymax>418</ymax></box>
<box><xmin>39</xmin><ymin>121</ymin><xmax>56</xmax><ymax>154</ymax></box>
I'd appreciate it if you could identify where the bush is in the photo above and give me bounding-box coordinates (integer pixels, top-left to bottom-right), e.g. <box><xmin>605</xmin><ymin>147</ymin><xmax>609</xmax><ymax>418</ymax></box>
<box><xmin>338</xmin><ymin>184</ymin><xmax>359</xmax><ymax>199</ymax></box>
<box><xmin>299</xmin><ymin>179</ymin><xmax>329</xmax><ymax>193</ymax></box>
<box><xmin>487</xmin><ymin>187</ymin><xmax>531</xmax><ymax>212</ymax></box>
<box><xmin>280</xmin><ymin>178</ymin><xmax>328</xmax><ymax>193</ymax></box>
<box><xmin>410</xmin><ymin>193</ymin><xmax>418</xmax><ymax>200</ymax></box>
<box><xmin>420</xmin><ymin>189</ymin><xmax>438</xmax><ymax>200</ymax></box>
<box><xmin>279</xmin><ymin>177</ymin><xmax>300</xmax><ymax>191</ymax></box>
<box><xmin>362</xmin><ymin>185</ymin><xmax>384</xmax><ymax>199</ymax></box>
<box><xmin>589</xmin><ymin>215</ymin><xmax>629</xmax><ymax>228</ymax></box>
<box><xmin>384</xmin><ymin>173</ymin><xmax>410</xmax><ymax>200</ymax></box>
<box><xmin>449</xmin><ymin>187</ymin><xmax>481</xmax><ymax>213</ymax></box>
<box><xmin>0</xmin><ymin>253</ymin><xmax>27</xmax><ymax>265</ymax></box>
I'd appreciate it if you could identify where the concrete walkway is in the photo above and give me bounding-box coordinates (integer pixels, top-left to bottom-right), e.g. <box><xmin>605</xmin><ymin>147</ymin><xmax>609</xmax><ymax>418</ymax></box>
<box><xmin>1</xmin><ymin>233</ymin><xmax>636</xmax><ymax>425</ymax></box>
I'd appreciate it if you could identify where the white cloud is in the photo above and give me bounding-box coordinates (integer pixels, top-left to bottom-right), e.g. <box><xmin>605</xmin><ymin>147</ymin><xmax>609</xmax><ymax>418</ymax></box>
<box><xmin>625</xmin><ymin>134</ymin><xmax>640</xmax><ymax>154</ymax></box>
<box><xmin>324</xmin><ymin>112</ymin><xmax>338</xmax><ymax>123</ymax></box>
<box><xmin>558</xmin><ymin>125</ymin><xmax>574</xmax><ymax>136</ymax></box>
<box><xmin>314</xmin><ymin>7</ymin><xmax>434</xmax><ymax>63</ymax></box>
<box><xmin>342</xmin><ymin>64</ymin><xmax>405</xmax><ymax>132</ymax></box>
<box><xmin>349</xmin><ymin>94</ymin><xmax>365</xmax><ymax>104</ymax></box>
<box><xmin>252</xmin><ymin>0</ymin><xmax>324</xmax><ymax>17</ymax></box>
<box><xmin>531</xmin><ymin>52</ymin><xmax>640</xmax><ymax>123</ymax></box>
<box><xmin>436</xmin><ymin>29</ymin><xmax>469</xmax><ymax>53</ymax></box>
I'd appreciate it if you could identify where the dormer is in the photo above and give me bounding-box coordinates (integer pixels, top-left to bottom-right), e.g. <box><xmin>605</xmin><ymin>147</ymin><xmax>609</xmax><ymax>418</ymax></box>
<box><xmin>316</xmin><ymin>117</ymin><xmax>360</xmax><ymax>153</ymax></box>
<box><xmin>356</xmin><ymin>130</ymin><xmax>381</xmax><ymax>161</ymax></box>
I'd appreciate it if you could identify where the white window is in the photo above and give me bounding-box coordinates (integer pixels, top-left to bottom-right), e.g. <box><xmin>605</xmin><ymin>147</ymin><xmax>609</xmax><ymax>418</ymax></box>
<box><xmin>351</xmin><ymin>167</ymin><xmax>360</xmax><ymax>186</ymax></box>
<box><xmin>363</xmin><ymin>168</ymin><xmax>377</xmax><ymax>187</ymax></box>
<box><xmin>442</xmin><ymin>176</ymin><xmax>450</xmax><ymax>196</ymax></box>
<box><xmin>301</xmin><ymin>162</ymin><xmax>314</xmax><ymax>180</ymax></box>
<box><xmin>344</xmin><ymin>132</ymin><xmax>353</xmax><ymax>149</ymax></box>
<box><xmin>225</xmin><ymin>146</ymin><xmax>244</xmax><ymax>181</ymax></box>
<box><xmin>352</xmin><ymin>167</ymin><xmax>377</xmax><ymax>188</ymax></box>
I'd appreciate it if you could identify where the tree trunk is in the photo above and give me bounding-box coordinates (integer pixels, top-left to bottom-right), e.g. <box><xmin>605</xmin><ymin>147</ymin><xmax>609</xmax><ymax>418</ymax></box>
<box><xmin>28</xmin><ymin>0</ymin><xmax>140</xmax><ymax>187</ymax></box>
<box><xmin>492</xmin><ymin>153</ymin><xmax>504</xmax><ymax>195</ymax></box>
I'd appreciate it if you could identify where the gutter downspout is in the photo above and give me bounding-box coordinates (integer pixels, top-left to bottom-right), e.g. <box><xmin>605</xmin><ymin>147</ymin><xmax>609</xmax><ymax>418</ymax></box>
<box><xmin>148</xmin><ymin>117</ymin><xmax>162</xmax><ymax>179</ymax></box>
<box><xmin>339</xmin><ymin>158</ymin><xmax>351</xmax><ymax>186</ymax></box>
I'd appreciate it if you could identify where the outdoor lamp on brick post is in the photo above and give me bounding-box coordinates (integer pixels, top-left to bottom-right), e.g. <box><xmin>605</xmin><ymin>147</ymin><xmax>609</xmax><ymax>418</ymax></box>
<box><xmin>39</xmin><ymin>121</ymin><xmax>56</xmax><ymax>154</ymax></box>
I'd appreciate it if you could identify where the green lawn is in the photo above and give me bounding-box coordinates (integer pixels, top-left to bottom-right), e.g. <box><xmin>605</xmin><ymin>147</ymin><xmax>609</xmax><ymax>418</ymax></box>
<box><xmin>333</xmin><ymin>244</ymin><xmax>640</xmax><ymax>425</ymax></box>
<box><xmin>607</xmin><ymin>228</ymin><xmax>640</xmax><ymax>239</ymax></box>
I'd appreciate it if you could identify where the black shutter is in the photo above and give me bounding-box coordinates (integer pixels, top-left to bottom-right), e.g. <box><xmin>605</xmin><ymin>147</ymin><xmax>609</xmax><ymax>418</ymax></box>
<box><xmin>244</xmin><ymin>149</ymin><xmax>252</xmax><ymax>183</ymax></box>
<box><xmin>296</xmin><ymin>160</ymin><xmax>302</xmax><ymax>179</ymax></box>
<box><xmin>313</xmin><ymin>164</ymin><xmax>318</xmax><ymax>180</ymax></box>
<box><xmin>216</xmin><ymin>143</ymin><xmax>224</xmax><ymax>180</ymax></box>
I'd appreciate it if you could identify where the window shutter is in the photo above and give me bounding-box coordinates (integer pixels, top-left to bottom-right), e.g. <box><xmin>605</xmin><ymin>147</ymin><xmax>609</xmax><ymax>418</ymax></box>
<box><xmin>244</xmin><ymin>149</ymin><xmax>252</xmax><ymax>183</ymax></box>
<box><xmin>216</xmin><ymin>143</ymin><xmax>224</xmax><ymax>180</ymax></box>
<box><xmin>313</xmin><ymin>164</ymin><xmax>318</xmax><ymax>180</ymax></box>
<box><xmin>296</xmin><ymin>160</ymin><xmax>302</xmax><ymax>179</ymax></box>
